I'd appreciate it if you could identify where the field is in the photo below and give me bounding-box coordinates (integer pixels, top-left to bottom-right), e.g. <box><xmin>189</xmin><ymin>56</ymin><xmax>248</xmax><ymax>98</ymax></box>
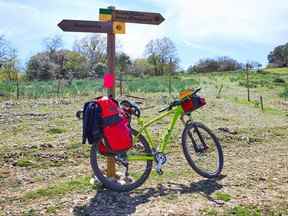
<box><xmin>0</xmin><ymin>68</ymin><xmax>288</xmax><ymax>215</ymax></box>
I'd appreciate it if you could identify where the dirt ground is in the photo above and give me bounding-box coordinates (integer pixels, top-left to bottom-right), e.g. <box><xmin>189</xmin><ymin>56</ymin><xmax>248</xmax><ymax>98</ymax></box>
<box><xmin>0</xmin><ymin>81</ymin><xmax>288</xmax><ymax>215</ymax></box>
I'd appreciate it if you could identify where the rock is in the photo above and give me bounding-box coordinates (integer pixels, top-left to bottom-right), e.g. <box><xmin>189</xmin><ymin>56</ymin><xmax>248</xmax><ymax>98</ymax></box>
<box><xmin>218</xmin><ymin>127</ymin><xmax>237</xmax><ymax>135</ymax></box>
<box><xmin>40</xmin><ymin>143</ymin><xmax>54</xmax><ymax>149</ymax></box>
<box><xmin>0</xmin><ymin>168</ymin><xmax>10</xmax><ymax>178</ymax></box>
<box><xmin>259</xmin><ymin>177</ymin><xmax>266</xmax><ymax>181</ymax></box>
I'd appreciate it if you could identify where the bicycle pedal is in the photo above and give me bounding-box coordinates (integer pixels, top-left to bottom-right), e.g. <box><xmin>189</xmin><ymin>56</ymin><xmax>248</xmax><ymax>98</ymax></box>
<box><xmin>156</xmin><ymin>169</ymin><xmax>163</xmax><ymax>175</ymax></box>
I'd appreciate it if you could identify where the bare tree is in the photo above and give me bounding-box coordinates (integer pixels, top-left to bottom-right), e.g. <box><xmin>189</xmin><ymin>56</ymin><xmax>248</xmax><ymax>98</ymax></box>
<box><xmin>145</xmin><ymin>37</ymin><xmax>178</xmax><ymax>75</ymax></box>
<box><xmin>0</xmin><ymin>35</ymin><xmax>13</xmax><ymax>66</ymax></box>
<box><xmin>73</xmin><ymin>35</ymin><xmax>106</xmax><ymax>63</ymax></box>
<box><xmin>43</xmin><ymin>35</ymin><xmax>63</xmax><ymax>54</ymax></box>
<box><xmin>145</xmin><ymin>39</ymin><xmax>160</xmax><ymax>75</ymax></box>
<box><xmin>73</xmin><ymin>35</ymin><xmax>107</xmax><ymax>77</ymax></box>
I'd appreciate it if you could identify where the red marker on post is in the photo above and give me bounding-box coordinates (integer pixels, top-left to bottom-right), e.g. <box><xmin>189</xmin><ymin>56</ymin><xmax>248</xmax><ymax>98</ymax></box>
<box><xmin>103</xmin><ymin>73</ymin><xmax>115</xmax><ymax>89</ymax></box>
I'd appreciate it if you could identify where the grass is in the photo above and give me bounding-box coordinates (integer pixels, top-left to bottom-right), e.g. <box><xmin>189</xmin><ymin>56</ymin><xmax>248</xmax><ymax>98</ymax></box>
<box><xmin>228</xmin><ymin>205</ymin><xmax>261</xmax><ymax>216</ymax></box>
<box><xmin>0</xmin><ymin>75</ymin><xmax>200</xmax><ymax>99</ymax></box>
<box><xmin>1</xmin><ymin>68</ymin><xmax>288</xmax><ymax>214</ymax></box>
<box><xmin>15</xmin><ymin>159</ymin><xmax>34</xmax><ymax>167</ymax></box>
<box><xmin>279</xmin><ymin>85</ymin><xmax>288</xmax><ymax>98</ymax></box>
<box><xmin>47</xmin><ymin>128</ymin><xmax>67</xmax><ymax>134</ymax></box>
<box><xmin>227</xmin><ymin>96</ymin><xmax>286</xmax><ymax>116</ymax></box>
<box><xmin>265</xmin><ymin>67</ymin><xmax>288</xmax><ymax>74</ymax></box>
<box><xmin>213</xmin><ymin>192</ymin><xmax>232</xmax><ymax>202</ymax></box>
<box><xmin>201</xmin><ymin>208</ymin><xmax>218</xmax><ymax>216</ymax></box>
<box><xmin>46</xmin><ymin>205</ymin><xmax>62</xmax><ymax>214</ymax></box>
<box><xmin>23</xmin><ymin>176</ymin><xmax>92</xmax><ymax>200</ymax></box>
<box><xmin>1</xmin><ymin>68</ymin><xmax>288</xmax><ymax>100</ymax></box>
<box><xmin>0</xmin><ymin>79</ymin><xmax>103</xmax><ymax>99</ymax></box>
<box><xmin>22</xmin><ymin>208</ymin><xmax>38</xmax><ymax>216</ymax></box>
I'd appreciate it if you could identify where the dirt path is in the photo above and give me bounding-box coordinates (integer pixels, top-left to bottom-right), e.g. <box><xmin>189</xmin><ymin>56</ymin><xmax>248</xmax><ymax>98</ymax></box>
<box><xmin>0</xmin><ymin>93</ymin><xmax>288</xmax><ymax>215</ymax></box>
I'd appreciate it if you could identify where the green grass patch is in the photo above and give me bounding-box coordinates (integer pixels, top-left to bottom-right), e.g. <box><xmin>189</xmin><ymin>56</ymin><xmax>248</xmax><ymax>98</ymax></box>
<box><xmin>46</xmin><ymin>204</ymin><xmax>62</xmax><ymax>214</ymax></box>
<box><xmin>227</xmin><ymin>96</ymin><xmax>286</xmax><ymax>116</ymax></box>
<box><xmin>200</xmin><ymin>208</ymin><xmax>218</xmax><ymax>216</ymax></box>
<box><xmin>47</xmin><ymin>128</ymin><xmax>66</xmax><ymax>134</ymax></box>
<box><xmin>67</xmin><ymin>142</ymin><xmax>82</xmax><ymax>150</ymax></box>
<box><xmin>228</xmin><ymin>205</ymin><xmax>261</xmax><ymax>216</ymax></box>
<box><xmin>23</xmin><ymin>176</ymin><xmax>91</xmax><ymax>200</ymax></box>
<box><xmin>22</xmin><ymin>208</ymin><xmax>38</xmax><ymax>216</ymax></box>
<box><xmin>213</xmin><ymin>191</ymin><xmax>232</xmax><ymax>202</ymax></box>
<box><xmin>265</xmin><ymin>67</ymin><xmax>288</xmax><ymax>74</ymax></box>
<box><xmin>15</xmin><ymin>159</ymin><xmax>34</xmax><ymax>167</ymax></box>
<box><xmin>125</xmin><ymin>75</ymin><xmax>200</xmax><ymax>93</ymax></box>
<box><xmin>279</xmin><ymin>85</ymin><xmax>288</xmax><ymax>98</ymax></box>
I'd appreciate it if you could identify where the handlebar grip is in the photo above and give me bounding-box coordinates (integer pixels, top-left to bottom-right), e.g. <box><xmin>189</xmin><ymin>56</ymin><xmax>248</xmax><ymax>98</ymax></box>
<box><xmin>192</xmin><ymin>88</ymin><xmax>201</xmax><ymax>95</ymax></box>
<box><xmin>159</xmin><ymin>107</ymin><xmax>169</xmax><ymax>113</ymax></box>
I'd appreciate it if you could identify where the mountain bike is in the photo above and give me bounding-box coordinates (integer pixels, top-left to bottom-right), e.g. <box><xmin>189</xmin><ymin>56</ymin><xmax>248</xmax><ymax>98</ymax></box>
<box><xmin>90</xmin><ymin>88</ymin><xmax>224</xmax><ymax>192</ymax></box>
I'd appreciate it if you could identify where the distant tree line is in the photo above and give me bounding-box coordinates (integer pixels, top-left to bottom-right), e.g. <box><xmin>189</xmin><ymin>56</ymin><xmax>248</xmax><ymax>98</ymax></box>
<box><xmin>187</xmin><ymin>56</ymin><xmax>242</xmax><ymax>73</ymax></box>
<box><xmin>24</xmin><ymin>35</ymin><xmax>179</xmax><ymax>81</ymax></box>
<box><xmin>268</xmin><ymin>42</ymin><xmax>288</xmax><ymax>67</ymax></box>
<box><xmin>2</xmin><ymin>33</ymin><xmax>288</xmax><ymax>83</ymax></box>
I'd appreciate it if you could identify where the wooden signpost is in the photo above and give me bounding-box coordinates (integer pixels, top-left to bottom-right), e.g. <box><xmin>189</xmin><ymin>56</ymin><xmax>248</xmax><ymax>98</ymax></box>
<box><xmin>112</xmin><ymin>10</ymin><xmax>165</xmax><ymax>25</ymax></box>
<box><xmin>58</xmin><ymin>6</ymin><xmax>165</xmax><ymax>177</ymax></box>
<box><xmin>58</xmin><ymin>20</ymin><xmax>113</xmax><ymax>33</ymax></box>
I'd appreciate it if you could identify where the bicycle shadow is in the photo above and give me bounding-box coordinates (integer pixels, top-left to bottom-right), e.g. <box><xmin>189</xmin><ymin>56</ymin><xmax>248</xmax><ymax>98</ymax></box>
<box><xmin>73</xmin><ymin>177</ymin><xmax>225</xmax><ymax>216</ymax></box>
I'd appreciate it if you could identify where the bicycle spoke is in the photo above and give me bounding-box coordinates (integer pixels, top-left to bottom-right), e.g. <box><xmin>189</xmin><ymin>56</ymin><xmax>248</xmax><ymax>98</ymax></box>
<box><xmin>184</xmin><ymin>124</ymin><xmax>221</xmax><ymax>176</ymax></box>
<box><xmin>90</xmin><ymin>129</ymin><xmax>153</xmax><ymax>191</ymax></box>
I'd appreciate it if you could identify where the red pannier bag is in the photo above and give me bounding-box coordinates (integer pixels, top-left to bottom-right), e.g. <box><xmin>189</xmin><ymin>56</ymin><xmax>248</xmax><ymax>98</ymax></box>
<box><xmin>97</xmin><ymin>96</ymin><xmax>132</xmax><ymax>155</ymax></box>
<box><xmin>181</xmin><ymin>96</ymin><xmax>206</xmax><ymax>113</ymax></box>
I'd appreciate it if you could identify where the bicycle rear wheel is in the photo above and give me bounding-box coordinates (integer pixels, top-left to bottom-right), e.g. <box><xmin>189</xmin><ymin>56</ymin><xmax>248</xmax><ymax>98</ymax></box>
<box><xmin>90</xmin><ymin>129</ymin><xmax>153</xmax><ymax>192</ymax></box>
<box><xmin>181</xmin><ymin>122</ymin><xmax>223</xmax><ymax>178</ymax></box>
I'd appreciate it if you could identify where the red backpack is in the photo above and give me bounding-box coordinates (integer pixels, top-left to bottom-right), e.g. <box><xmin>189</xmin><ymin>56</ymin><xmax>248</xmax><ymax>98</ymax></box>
<box><xmin>93</xmin><ymin>96</ymin><xmax>132</xmax><ymax>154</ymax></box>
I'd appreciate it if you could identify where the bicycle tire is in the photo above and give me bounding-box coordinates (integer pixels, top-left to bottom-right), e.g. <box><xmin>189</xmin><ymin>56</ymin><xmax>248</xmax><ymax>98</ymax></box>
<box><xmin>181</xmin><ymin>122</ymin><xmax>224</xmax><ymax>178</ymax></box>
<box><xmin>90</xmin><ymin>129</ymin><xmax>153</xmax><ymax>192</ymax></box>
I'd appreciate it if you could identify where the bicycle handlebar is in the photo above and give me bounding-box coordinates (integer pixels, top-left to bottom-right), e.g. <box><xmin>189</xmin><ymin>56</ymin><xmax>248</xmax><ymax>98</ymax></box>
<box><xmin>158</xmin><ymin>88</ymin><xmax>202</xmax><ymax>113</ymax></box>
<box><xmin>192</xmin><ymin>88</ymin><xmax>201</xmax><ymax>96</ymax></box>
<box><xmin>120</xmin><ymin>100</ymin><xmax>141</xmax><ymax>117</ymax></box>
<box><xmin>159</xmin><ymin>100</ymin><xmax>181</xmax><ymax>113</ymax></box>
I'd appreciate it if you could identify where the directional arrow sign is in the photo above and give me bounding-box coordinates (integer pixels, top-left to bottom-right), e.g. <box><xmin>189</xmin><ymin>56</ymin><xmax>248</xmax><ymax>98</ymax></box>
<box><xmin>58</xmin><ymin>19</ymin><xmax>112</xmax><ymax>33</ymax></box>
<box><xmin>112</xmin><ymin>10</ymin><xmax>165</xmax><ymax>25</ymax></box>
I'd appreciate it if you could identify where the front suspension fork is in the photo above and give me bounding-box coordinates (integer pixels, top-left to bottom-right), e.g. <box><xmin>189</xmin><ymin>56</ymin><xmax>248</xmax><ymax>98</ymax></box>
<box><xmin>181</xmin><ymin>114</ymin><xmax>208</xmax><ymax>152</ymax></box>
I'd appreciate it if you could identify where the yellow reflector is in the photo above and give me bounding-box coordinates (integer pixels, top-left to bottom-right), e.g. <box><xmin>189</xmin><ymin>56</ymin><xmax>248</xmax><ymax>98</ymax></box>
<box><xmin>113</xmin><ymin>22</ymin><xmax>126</xmax><ymax>34</ymax></box>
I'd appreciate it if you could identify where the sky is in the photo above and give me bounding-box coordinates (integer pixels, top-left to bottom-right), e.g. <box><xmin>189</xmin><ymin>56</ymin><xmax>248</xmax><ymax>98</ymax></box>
<box><xmin>0</xmin><ymin>0</ymin><xmax>288</xmax><ymax>69</ymax></box>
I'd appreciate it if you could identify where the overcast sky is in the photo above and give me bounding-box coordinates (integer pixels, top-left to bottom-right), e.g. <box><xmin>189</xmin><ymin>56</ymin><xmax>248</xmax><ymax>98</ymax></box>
<box><xmin>1</xmin><ymin>0</ymin><xmax>288</xmax><ymax>69</ymax></box>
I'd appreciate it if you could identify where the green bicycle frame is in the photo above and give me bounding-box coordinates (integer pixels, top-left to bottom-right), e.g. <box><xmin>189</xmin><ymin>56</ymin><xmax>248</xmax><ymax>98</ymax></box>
<box><xmin>127</xmin><ymin>106</ymin><xmax>185</xmax><ymax>161</ymax></box>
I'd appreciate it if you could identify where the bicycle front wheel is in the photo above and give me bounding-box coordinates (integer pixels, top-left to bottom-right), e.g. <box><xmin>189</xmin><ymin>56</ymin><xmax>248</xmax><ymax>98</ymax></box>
<box><xmin>181</xmin><ymin>122</ymin><xmax>224</xmax><ymax>178</ymax></box>
<box><xmin>90</xmin><ymin>129</ymin><xmax>153</xmax><ymax>192</ymax></box>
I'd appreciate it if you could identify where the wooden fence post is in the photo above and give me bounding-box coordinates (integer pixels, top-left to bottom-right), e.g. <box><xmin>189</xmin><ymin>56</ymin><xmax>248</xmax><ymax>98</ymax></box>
<box><xmin>168</xmin><ymin>58</ymin><xmax>173</xmax><ymax>96</ymax></box>
<box><xmin>246</xmin><ymin>63</ymin><xmax>250</xmax><ymax>102</ymax></box>
<box><xmin>260</xmin><ymin>96</ymin><xmax>264</xmax><ymax>112</ymax></box>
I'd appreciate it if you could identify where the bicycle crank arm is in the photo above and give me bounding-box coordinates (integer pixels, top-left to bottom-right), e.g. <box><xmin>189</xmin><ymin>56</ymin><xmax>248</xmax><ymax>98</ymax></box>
<box><xmin>154</xmin><ymin>152</ymin><xmax>167</xmax><ymax>175</ymax></box>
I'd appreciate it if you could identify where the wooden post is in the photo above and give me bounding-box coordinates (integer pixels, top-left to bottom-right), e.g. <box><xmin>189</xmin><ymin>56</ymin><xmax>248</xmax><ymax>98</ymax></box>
<box><xmin>107</xmin><ymin>32</ymin><xmax>116</xmax><ymax>96</ymax></box>
<box><xmin>120</xmin><ymin>65</ymin><xmax>124</xmax><ymax>96</ymax></box>
<box><xmin>13</xmin><ymin>63</ymin><xmax>20</xmax><ymax>100</ymax></box>
<box><xmin>106</xmin><ymin>6</ymin><xmax>116</xmax><ymax>177</ymax></box>
<box><xmin>16</xmin><ymin>73</ymin><xmax>19</xmax><ymax>100</ymax></box>
<box><xmin>260</xmin><ymin>96</ymin><xmax>264</xmax><ymax>112</ymax></box>
<box><xmin>168</xmin><ymin>58</ymin><xmax>172</xmax><ymax>96</ymax></box>
<box><xmin>246</xmin><ymin>63</ymin><xmax>250</xmax><ymax>102</ymax></box>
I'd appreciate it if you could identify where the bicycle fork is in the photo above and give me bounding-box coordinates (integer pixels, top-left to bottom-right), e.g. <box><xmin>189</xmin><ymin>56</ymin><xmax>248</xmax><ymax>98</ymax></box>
<box><xmin>181</xmin><ymin>115</ymin><xmax>209</xmax><ymax>153</ymax></box>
